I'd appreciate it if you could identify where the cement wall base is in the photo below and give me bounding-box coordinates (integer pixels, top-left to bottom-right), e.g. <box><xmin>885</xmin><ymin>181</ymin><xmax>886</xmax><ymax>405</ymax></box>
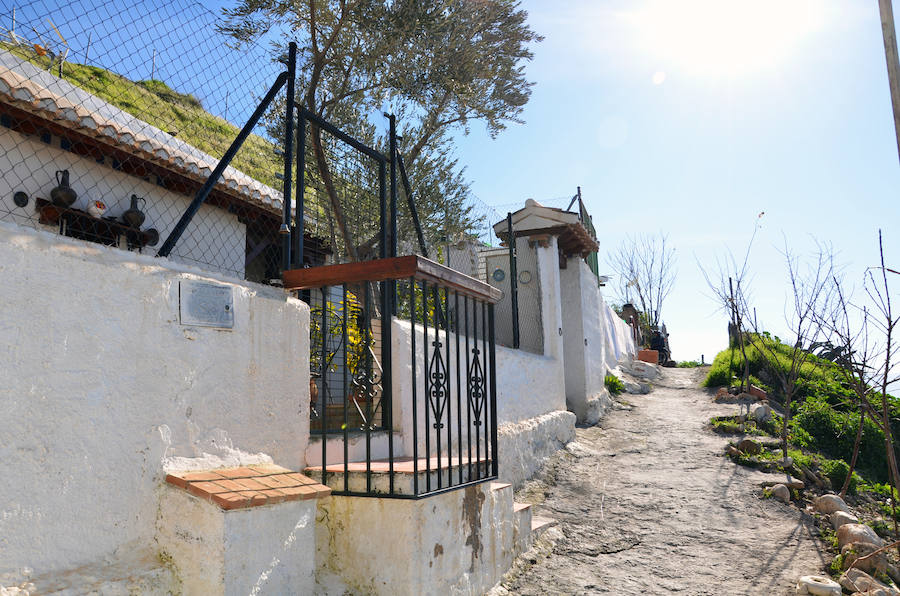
<box><xmin>497</xmin><ymin>410</ymin><xmax>576</xmax><ymax>488</ymax></box>
<box><xmin>156</xmin><ymin>488</ymin><xmax>318</xmax><ymax>596</ymax></box>
<box><xmin>315</xmin><ymin>482</ymin><xmax>526</xmax><ymax>595</ymax></box>
<box><xmin>577</xmin><ymin>388</ymin><xmax>613</xmax><ymax>426</ymax></box>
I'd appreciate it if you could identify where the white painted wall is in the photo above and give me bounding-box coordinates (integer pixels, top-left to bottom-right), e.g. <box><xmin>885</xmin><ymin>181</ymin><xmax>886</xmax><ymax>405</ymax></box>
<box><xmin>560</xmin><ymin>258</ymin><xmax>613</xmax><ymax>423</ymax></box>
<box><xmin>390</xmin><ymin>315</ymin><xmax>566</xmax><ymax>461</ymax></box>
<box><xmin>0</xmin><ymin>221</ymin><xmax>309</xmax><ymax>580</ymax></box>
<box><xmin>0</xmin><ymin>128</ymin><xmax>246</xmax><ymax>278</ymax></box>
<box><xmin>157</xmin><ymin>489</ymin><xmax>317</xmax><ymax>596</ymax></box>
<box><xmin>536</xmin><ymin>236</ymin><xmax>564</xmax><ymax>362</ymax></box>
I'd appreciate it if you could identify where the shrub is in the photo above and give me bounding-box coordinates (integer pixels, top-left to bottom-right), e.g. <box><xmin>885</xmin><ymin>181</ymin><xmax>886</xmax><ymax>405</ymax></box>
<box><xmin>819</xmin><ymin>458</ymin><xmax>859</xmax><ymax>494</ymax></box>
<box><xmin>794</xmin><ymin>396</ymin><xmax>890</xmax><ymax>483</ymax></box>
<box><xmin>677</xmin><ymin>360</ymin><xmax>702</xmax><ymax>368</ymax></box>
<box><xmin>605</xmin><ymin>373</ymin><xmax>625</xmax><ymax>396</ymax></box>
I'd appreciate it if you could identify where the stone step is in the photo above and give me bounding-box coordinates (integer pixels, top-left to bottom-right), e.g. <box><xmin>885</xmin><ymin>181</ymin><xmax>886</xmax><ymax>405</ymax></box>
<box><xmin>512</xmin><ymin>501</ymin><xmax>534</xmax><ymax>555</ymax></box>
<box><xmin>531</xmin><ymin>515</ymin><xmax>557</xmax><ymax>537</ymax></box>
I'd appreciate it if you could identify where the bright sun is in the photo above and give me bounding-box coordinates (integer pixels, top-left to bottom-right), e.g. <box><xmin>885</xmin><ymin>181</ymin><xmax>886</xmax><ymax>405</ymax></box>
<box><xmin>634</xmin><ymin>0</ymin><xmax>825</xmax><ymax>77</ymax></box>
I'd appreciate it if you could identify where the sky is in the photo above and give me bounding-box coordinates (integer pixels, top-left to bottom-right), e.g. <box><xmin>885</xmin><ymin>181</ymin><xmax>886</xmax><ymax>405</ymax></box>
<box><xmin>6</xmin><ymin>0</ymin><xmax>897</xmax><ymax>363</ymax></box>
<box><xmin>453</xmin><ymin>0</ymin><xmax>900</xmax><ymax>361</ymax></box>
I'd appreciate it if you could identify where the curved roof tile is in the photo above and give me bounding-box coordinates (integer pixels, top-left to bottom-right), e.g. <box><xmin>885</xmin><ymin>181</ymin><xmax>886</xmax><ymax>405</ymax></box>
<box><xmin>0</xmin><ymin>51</ymin><xmax>286</xmax><ymax>216</ymax></box>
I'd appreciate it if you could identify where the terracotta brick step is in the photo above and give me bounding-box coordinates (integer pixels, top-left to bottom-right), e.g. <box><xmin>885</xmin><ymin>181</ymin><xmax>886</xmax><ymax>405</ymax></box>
<box><xmin>165</xmin><ymin>464</ymin><xmax>331</xmax><ymax>510</ymax></box>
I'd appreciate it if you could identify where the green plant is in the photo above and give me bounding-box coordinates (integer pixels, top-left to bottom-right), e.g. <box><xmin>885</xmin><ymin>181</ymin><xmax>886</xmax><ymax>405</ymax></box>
<box><xmin>677</xmin><ymin>360</ymin><xmax>703</xmax><ymax>368</ymax></box>
<box><xmin>710</xmin><ymin>417</ymin><xmax>743</xmax><ymax>434</ymax></box>
<box><xmin>819</xmin><ymin>459</ymin><xmax>860</xmax><ymax>494</ymax></box>
<box><xmin>605</xmin><ymin>373</ymin><xmax>625</xmax><ymax>396</ymax></box>
<box><xmin>828</xmin><ymin>553</ymin><xmax>845</xmax><ymax>578</ymax></box>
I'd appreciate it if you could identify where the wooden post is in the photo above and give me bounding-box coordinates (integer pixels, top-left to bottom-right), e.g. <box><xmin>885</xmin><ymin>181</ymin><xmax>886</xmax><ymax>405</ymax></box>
<box><xmin>878</xmin><ymin>0</ymin><xmax>900</xmax><ymax>163</ymax></box>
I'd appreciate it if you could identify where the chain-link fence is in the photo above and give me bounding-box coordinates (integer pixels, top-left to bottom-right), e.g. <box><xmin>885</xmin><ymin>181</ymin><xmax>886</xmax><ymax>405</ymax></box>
<box><xmin>1</xmin><ymin>0</ymin><xmax>290</xmax><ymax>282</ymax></box>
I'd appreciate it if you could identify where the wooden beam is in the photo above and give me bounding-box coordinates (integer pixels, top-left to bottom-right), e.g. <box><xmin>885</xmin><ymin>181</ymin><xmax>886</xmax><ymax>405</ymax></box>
<box><xmin>282</xmin><ymin>255</ymin><xmax>501</xmax><ymax>303</ymax></box>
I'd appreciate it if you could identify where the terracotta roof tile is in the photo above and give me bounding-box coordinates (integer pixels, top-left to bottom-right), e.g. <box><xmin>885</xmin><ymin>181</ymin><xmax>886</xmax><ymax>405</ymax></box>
<box><xmin>0</xmin><ymin>51</ymin><xmax>285</xmax><ymax>216</ymax></box>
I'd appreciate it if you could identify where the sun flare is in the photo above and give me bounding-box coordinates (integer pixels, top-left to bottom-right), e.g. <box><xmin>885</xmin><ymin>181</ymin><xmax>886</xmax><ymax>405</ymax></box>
<box><xmin>635</xmin><ymin>0</ymin><xmax>825</xmax><ymax>77</ymax></box>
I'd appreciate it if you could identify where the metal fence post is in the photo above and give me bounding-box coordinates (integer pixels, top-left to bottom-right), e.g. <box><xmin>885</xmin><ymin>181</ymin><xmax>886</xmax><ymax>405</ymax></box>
<box><xmin>294</xmin><ymin>111</ymin><xmax>305</xmax><ymax>268</ymax></box>
<box><xmin>507</xmin><ymin>212</ymin><xmax>520</xmax><ymax>349</ymax></box>
<box><xmin>280</xmin><ymin>41</ymin><xmax>297</xmax><ymax>271</ymax></box>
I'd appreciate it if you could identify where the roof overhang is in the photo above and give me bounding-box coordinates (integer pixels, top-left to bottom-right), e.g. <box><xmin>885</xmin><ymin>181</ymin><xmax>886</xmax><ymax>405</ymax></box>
<box><xmin>0</xmin><ymin>51</ymin><xmax>284</xmax><ymax>217</ymax></box>
<box><xmin>493</xmin><ymin>199</ymin><xmax>598</xmax><ymax>258</ymax></box>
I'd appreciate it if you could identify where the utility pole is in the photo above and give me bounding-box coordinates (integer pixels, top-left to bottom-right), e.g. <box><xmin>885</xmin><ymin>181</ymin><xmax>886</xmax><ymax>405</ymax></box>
<box><xmin>150</xmin><ymin>48</ymin><xmax>156</xmax><ymax>81</ymax></box>
<box><xmin>878</xmin><ymin>0</ymin><xmax>900</xmax><ymax>163</ymax></box>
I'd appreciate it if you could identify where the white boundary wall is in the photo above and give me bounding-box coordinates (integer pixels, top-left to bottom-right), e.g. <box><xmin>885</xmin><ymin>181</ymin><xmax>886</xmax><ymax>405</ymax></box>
<box><xmin>0</xmin><ymin>221</ymin><xmax>309</xmax><ymax>580</ymax></box>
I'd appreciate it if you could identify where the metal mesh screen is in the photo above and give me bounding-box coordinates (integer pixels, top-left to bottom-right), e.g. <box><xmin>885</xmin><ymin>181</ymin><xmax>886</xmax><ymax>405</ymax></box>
<box><xmin>0</xmin><ymin>0</ymin><xmax>290</xmax><ymax>282</ymax></box>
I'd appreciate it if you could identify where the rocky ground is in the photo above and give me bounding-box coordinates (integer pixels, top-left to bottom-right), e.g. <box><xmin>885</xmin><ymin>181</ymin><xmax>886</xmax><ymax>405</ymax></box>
<box><xmin>495</xmin><ymin>367</ymin><xmax>829</xmax><ymax>595</ymax></box>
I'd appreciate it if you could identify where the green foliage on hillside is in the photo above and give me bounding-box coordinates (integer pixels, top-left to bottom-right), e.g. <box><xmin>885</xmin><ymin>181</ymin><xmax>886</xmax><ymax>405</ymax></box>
<box><xmin>2</xmin><ymin>44</ymin><xmax>281</xmax><ymax>190</ymax></box>
<box><xmin>704</xmin><ymin>338</ymin><xmax>899</xmax><ymax>484</ymax></box>
<box><xmin>702</xmin><ymin>335</ymin><xmax>850</xmax><ymax>402</ymax></box>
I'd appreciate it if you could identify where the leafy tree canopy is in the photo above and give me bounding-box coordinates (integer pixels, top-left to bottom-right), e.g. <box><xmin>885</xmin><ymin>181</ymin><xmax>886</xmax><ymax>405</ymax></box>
<box><xmin>219</xmin><ymin>0</ymin><xmax>541</xmax><ymax>259</ymax></box>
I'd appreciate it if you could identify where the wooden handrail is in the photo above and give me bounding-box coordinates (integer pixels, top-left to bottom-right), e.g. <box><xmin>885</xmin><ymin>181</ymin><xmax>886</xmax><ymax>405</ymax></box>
<box><xmin>282</xmin><ymin>255</ymin><xmax>502</xmax><ymax>303</ymax></box>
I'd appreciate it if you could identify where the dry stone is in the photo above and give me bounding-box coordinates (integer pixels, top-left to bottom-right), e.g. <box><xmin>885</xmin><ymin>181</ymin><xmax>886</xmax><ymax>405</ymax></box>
<box><xmin>738</xmin><ymin>438</ymin><xmax>762</xmax><ymax>455</ymax></box>
<box><xmin>839</xmin><ymin>568</ymin><xmax>899</xmax><ymax>596</ymax></box>
<box><xmin>842</xmin><ymin>542</ymin><xmax>889</xmax><ymax>575</ymax></box>
<box><xmin>813</xmin><ymin>494</ymin><xmax>851</xmax><ymax>515</ymax></box>
<box><xmin>762</xmin><ymin>476</ymin><xmax>805</xmax><ymax>490</ymax></box>
<box><xmin>771</xmin><ymin>484</ymin><xmax>790</xmax><ymax>503</ymax></box>
<box><xmin>837</xmin><ymin>523</ymin><xmax>883</xmax><ymax>550</ymax></box>
<box><xmin>831</xmin><ymin>510</ymin><xmax>859</xmax><ymax>530</ymax></box>
<box><xmin>753</xmin><ymin>404</ymin><xmax>773</xmax><ymax>423</ymax></box>
<box><xmin>795</xmin><ymin>574</ymin><xmax>841</xmax><ymax>595</ymax></box>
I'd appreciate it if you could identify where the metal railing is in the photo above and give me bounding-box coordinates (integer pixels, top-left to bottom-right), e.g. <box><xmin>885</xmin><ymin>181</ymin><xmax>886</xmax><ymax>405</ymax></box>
<box><xmin>284</xmin><ymin>255</ymin><xmax>500</xmax><ymax>499</ymax></box>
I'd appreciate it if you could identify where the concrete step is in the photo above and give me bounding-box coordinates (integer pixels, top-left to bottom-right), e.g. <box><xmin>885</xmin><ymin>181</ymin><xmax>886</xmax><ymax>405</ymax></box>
<box><xmin>531</xmin><ymin>515</ymin><xmax>557</xmax><ymax>537</ymax></box>
<box><xmin>305</xmin><ymin>455</ymin><xmax>491</xmax><ymax>495</ymax></box>
<box><xmin>512</xmin><ymin>501</ymin><xmax>533</xmax><ymax>555</ymax></box>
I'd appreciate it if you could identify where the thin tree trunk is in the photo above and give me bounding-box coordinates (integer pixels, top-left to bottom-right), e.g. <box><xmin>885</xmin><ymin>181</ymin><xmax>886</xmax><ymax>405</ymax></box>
<box><xmin>881</xmin><ymin>398</ymin><xmax>900</xmax><ymax>552</ymax></box>
<box><xmin>782</xmin><ymin>388</ymin><xmax>791</xmax><ymax>461</ymax></box>
<box><xmin>841</xmin><ymin>405</ymin><xmax>866</xmax><ymax>498</ymax></box>
<box><xmin>310</xmin><ymin>126</ymin><xmax>358</xmax><ymax>261</ymax></box>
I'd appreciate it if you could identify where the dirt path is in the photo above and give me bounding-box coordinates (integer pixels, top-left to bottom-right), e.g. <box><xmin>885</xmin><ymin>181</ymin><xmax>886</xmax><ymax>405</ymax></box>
<box><xmin>500</xmin><ymin>367</ymin><xmax>829</xmax><ymax>595</ymax></box>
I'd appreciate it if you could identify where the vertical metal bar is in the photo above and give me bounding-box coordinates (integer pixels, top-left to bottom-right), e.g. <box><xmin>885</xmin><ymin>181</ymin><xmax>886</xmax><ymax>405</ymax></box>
<box><xmin>383</xmin><ymin>276</ymin><xmax>394</xmax><ymax>494</ymax></box>
<box><xmin>481</xmin><ymin>300</ymin><xmax>489</xmax><ymax>478</ymax></box>
<box><xmin>364</xmin><ymin>282</ymin><xmax>372</xmax><ymax>494</ymax></box>
<box><xmin>410</xmin><ymin>278</ymin><xmax>419</xmax><ymax>495</ymax></box>
<box><xmin>294</xmin><ymin>113</ymin><xmax>306</xmax><ymax>267</ymax></box>
<box><xmin>280</xmin><ymin>42</ymin><xmax>297</xmax><ymax>271</ymax></box>
<box><xmin>473</xmin><ymin>298</ymin><xmax>481</xmax><ymax>479</ymax></box>
<box><xmin>455</xmin><ymin>291</ymin><xmax>463</xmax><ymax>485</ymax></box>
<box><xmin>507</xmin><ymin>212</ymin><xmax>520</xmax><ymax>349</ymax></box>
<box><xmin>423</xmin><ymin>280</ymin><xmax>431</xmax><ymax>493</ymax></box>
<box><xmin>319</xmin><ymin>287</ymin><xmax>328</xmax><ymax>487</ymax></box>
<box><xmin>379</xmin><ymin>159</ymin><xmax>387</xmax><ymax>260</ymax></box>
<box><xmin>444</xmin><ymin>287</ymin><xmax>452</xmax><ymax>487</ymax></box>
<box><xmin>464</xmin><ymin>295</ymin><xmax>473</xmax><ymax>479</ymax></box>
<box><xmin>434</xmin><ymin>286</ymin><xmax>443</xmax><ymax>490</ymax></box>
<box><xmin>342</xmin><ymin>284</ymin><xmax>349</xmax><ymax>493</ymax></box>
<box><xmin>489</xmin><ymin>303</ymin><xmax>498</xmax><ymax>478</ymax></box>
<box><xmin>389</xmin><ymin>115</ymin><xmax>398</xmax><ymax>259</ymax></box>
